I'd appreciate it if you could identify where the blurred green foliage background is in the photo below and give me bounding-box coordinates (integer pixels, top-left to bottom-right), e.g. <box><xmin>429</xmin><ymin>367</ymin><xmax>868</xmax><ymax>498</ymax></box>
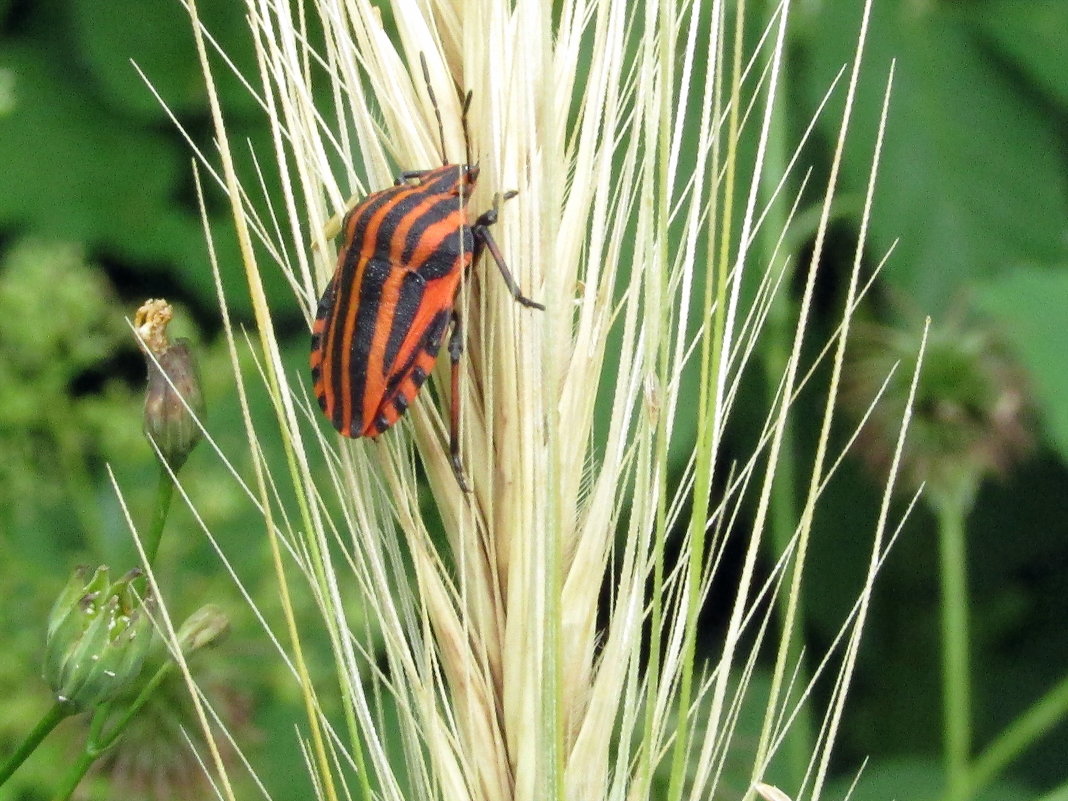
<box><xmin>0</xmin><ymin>0</ymin><xmax>1066</xmax><ymax>799</ymax></box>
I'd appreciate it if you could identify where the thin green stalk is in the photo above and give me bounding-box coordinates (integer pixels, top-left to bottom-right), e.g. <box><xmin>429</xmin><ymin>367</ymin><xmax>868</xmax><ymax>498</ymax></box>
<box><xmin>50</xmin><ymin>750</ymin><xmax>96</xmax><ymax>801</ymax></box>
<box><xmin>142</xmin><ymin>462</ymin><xmax>176</xmax><ymax>567</ymax></box>
<box><xmin>669</xmin><ymin>0</ymin><xmax>739</xmax><ymax>795</ymax></box>
<box><xmin>756</xmin><ymin>0</ymin><xmax>815</xmax><ymax>780</ymax></box>
<box><xmin>85</xmin><ymin>701</ymin><xmax>111</xmax><ymax>751</ymax></box>
<box><xmin>656</xmin><ymin>0</ymin><xmax>701</xmax><ymax>797</ymax></box>
<box><xmin>0</xmin><ymin>701</ymin><xmax>74</xmax><ymax>785</ymax></box>
<box><xmin>955</xmin><ymin>671</ymin><xmax>1068</xmax><ymax>801</ymax></box>
<box><xmin>50</xmin><ymin>662</ymin><xmax>176</xmax><ymax>801</ymax></box>
<box><xmin>937</xmin><ymin>495</ymin><xmax>971</xmax><ymax>799</ymax></box>
<box><xmin>49</xmin><ymin>702</ymin><xmax>112</xmax><ymax>801</ymax></box>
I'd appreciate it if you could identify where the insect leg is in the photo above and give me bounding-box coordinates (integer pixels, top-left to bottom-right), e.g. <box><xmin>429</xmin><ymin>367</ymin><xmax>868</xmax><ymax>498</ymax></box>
<box><xmin>394</xmin><ymin>169</ymin><xmax>436</xmax><ymax>185</ymax></box>
<box><xmin>447</xmin><ymin>310</ymin><xmax>471</xmax><ymax>492</ymax></box>
<box><xmin>472</xmin><ymin>193</ymin><xmax>545</xmax><ymax>310</ymax></box>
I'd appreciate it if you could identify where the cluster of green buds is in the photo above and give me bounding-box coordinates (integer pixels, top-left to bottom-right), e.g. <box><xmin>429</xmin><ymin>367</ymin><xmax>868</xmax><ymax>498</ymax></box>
<box><xmin>43</xmin><ymin>566</ymin><xmax>155</xmax><ymax>710</ymax></box>
<box><xmin>135</xmin><ymin>299</ymin><xmax>205</xmax><ymax>471</ymax></box>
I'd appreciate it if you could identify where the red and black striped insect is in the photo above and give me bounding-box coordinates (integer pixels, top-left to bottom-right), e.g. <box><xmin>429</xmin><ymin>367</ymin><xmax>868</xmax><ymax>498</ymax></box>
<box><xmin>310</xmin><ymin>58</ymin><xmax>543</xmax><ymax>490</ymax></box>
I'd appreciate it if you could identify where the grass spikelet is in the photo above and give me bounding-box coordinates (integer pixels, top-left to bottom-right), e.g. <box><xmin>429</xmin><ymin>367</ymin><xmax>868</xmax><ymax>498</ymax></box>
<box><xmin>161</xmin><ymin>0</ymin><xmax>917</xmax><ymax>799</ymax></box>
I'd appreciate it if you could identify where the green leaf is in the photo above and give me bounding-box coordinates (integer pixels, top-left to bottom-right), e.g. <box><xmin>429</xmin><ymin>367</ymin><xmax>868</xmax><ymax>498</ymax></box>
<box><xmin>71</xmin><ymin>0</ymin><xmax>261</xmax><ymax>122</ymax></box>
<box><xmin>971</xmin><ymin>0</ymin><xmax>1068</xmax><ymax>109</ymax></box>
<box><xmin>826</xmin><ymin>757</ymin><xmax>1034</xmax><ymax>801</ymax></box>
<box><xmin>0</xmin><ymin>44</ymin><xmax>285</xmax><ymax>318</ymax></box>
<box><xmin>0</xmin><ymin>45</ymin><xmax>181</xmax><ymax>252</ymax></box>
<box><xmin>974</xmin><ymin>265</ymin><xmax>1068</xmax><ymax>461</ymax></box>
<box><xmin>796</xmin><ymin>1</ymin><xmax>1068</xmax><ymax>309</ymax></box>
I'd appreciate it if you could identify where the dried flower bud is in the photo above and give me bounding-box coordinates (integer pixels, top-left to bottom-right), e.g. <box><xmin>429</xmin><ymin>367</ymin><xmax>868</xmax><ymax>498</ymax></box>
<box><xmin>43</xmin><ymin>566</ymin><xmax>155</xmax><ymax>710</ymax></box>
<box><xmin>177</xmin><ymin>604</ymin><xmax>230</xmax><ymax>655</ymax></box>
<box><xmin>135</xmin><ymin>300</ymin><xmax>205</xmax><ymax>471</ymax></box>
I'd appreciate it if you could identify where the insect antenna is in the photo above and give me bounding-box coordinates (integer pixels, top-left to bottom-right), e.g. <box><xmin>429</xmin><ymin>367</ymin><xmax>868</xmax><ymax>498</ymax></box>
<box><xmin>419</xmin><ymin>53</ymin><xmax>449</xmax><ymax>166</ymax></box>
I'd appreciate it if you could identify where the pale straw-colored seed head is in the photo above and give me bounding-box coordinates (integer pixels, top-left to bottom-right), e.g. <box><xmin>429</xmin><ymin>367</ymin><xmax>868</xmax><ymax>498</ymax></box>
<box><xmin>157</xmin><ymin>1</ymin><xmax>907</xmax><ymax>800</ymax></box>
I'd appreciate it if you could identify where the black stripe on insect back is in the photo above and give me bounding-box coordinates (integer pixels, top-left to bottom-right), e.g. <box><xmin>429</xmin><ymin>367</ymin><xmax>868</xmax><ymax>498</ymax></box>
<box><xmin>321</xmin><ymin>184</ymin><xmax>411</xmax><ymax>424</ymax></box>
<box><xmin>420</xmin><ymin>166</ymin><xmax>466</xmax><ymax>195</ymax></box>
<box><xmin>311</xmin><ymin>276</ymin><xmax>336</xmax><ymax>410</ymax></box>
<box><xmin>400</xmin><ymin>196</ymin><xmax>476</xmax><ymax>279</ymax></box>
<box><xmin>330</xmin><ymin>257</ymin><xmax>390</xmax><ymax>431</ymax></box>
<box><xmin>313</xmin><ymin>274</ymin><xmax>337</xmax><ymax>325</ymax></box>
<box><xmin>400</xmin><ymin>195</ymin><xmax>456</xmax><ymax>263</ymax></box>
<box><xmin>368</xmin><ymin>190</ymin><xmax>434</xmax><ymax>258</ymax></box>
<box><xmin>382</xmin><ymin>271</ymin><xmax>427</xmax><ymax>372</ymax></box>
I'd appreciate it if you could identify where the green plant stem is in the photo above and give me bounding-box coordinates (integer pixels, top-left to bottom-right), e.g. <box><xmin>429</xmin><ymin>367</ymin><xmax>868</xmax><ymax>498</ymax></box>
<box><xmin>50</xmin><ymin>750</ymin><xmax>96</xmax><ymax>801</ymax></box>
<box><xmin>143</xmin><ymin>462</ymin><xmax>176</xmax><ymax>567</ymax></box>
<box><xmin>48</xmin><ymin>701</ymin><xmax>109</xmax><ymax>801</ymax></box>
<box><xmin>50</xmin><ymin>705</ymin><xmax>112</xmax><ymax>801</ymax></box>
<box><xmin>0</xmin><ymin>700</ymin><xmax>74</xmax><ymax>785</ymax></box>
<box><xmin>50</xmin><ymin>662</ymin><xmax>175</xmax><ymax>801</ymax></box>
<box><xmin>958</xmin><ymin>671</ymin><xmax>1068</xmax><ymax>801</ymax></box>
<box><xmin>937</xmin><ymin>496</ymin><xmax>971</xmax><ymax>799</ymax></box>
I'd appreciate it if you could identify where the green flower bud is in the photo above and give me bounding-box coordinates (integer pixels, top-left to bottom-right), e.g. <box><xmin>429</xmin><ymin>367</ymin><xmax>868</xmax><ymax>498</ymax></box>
<box><xmin>176</xmin><ymin>604</ymin><xmax>230</xmax><ymax>655</ymax></box>
<box><xmin>43</xmin><ymin>566</ymin><xmax>155</xmax><ymax>710</ymax></box>
<box><xmin>136</xmin><ymin>299</ymin><xmax>205</xmax><ymax>471</ymax></box>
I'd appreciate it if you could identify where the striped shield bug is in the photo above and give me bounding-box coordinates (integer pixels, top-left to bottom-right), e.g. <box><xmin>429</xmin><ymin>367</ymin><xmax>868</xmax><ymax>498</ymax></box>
<box><xmin>309</xmin><ymin>56</ymin><xmax>543</xmax><ymax>490</ymax></box>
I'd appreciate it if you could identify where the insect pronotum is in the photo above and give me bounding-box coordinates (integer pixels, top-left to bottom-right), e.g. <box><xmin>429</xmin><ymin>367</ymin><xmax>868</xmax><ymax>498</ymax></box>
<box><xmin>309</xmin><ymin>55</ymin><xmax>544</xmax><ymax>490</ymax></box>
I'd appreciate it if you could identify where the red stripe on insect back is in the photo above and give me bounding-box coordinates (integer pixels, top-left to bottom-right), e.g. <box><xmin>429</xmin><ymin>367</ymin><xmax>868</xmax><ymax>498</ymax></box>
<box><xmin>371</xmin><ymin>307</ymin><xmax>449</xmax><ymax>433</ymax></box>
